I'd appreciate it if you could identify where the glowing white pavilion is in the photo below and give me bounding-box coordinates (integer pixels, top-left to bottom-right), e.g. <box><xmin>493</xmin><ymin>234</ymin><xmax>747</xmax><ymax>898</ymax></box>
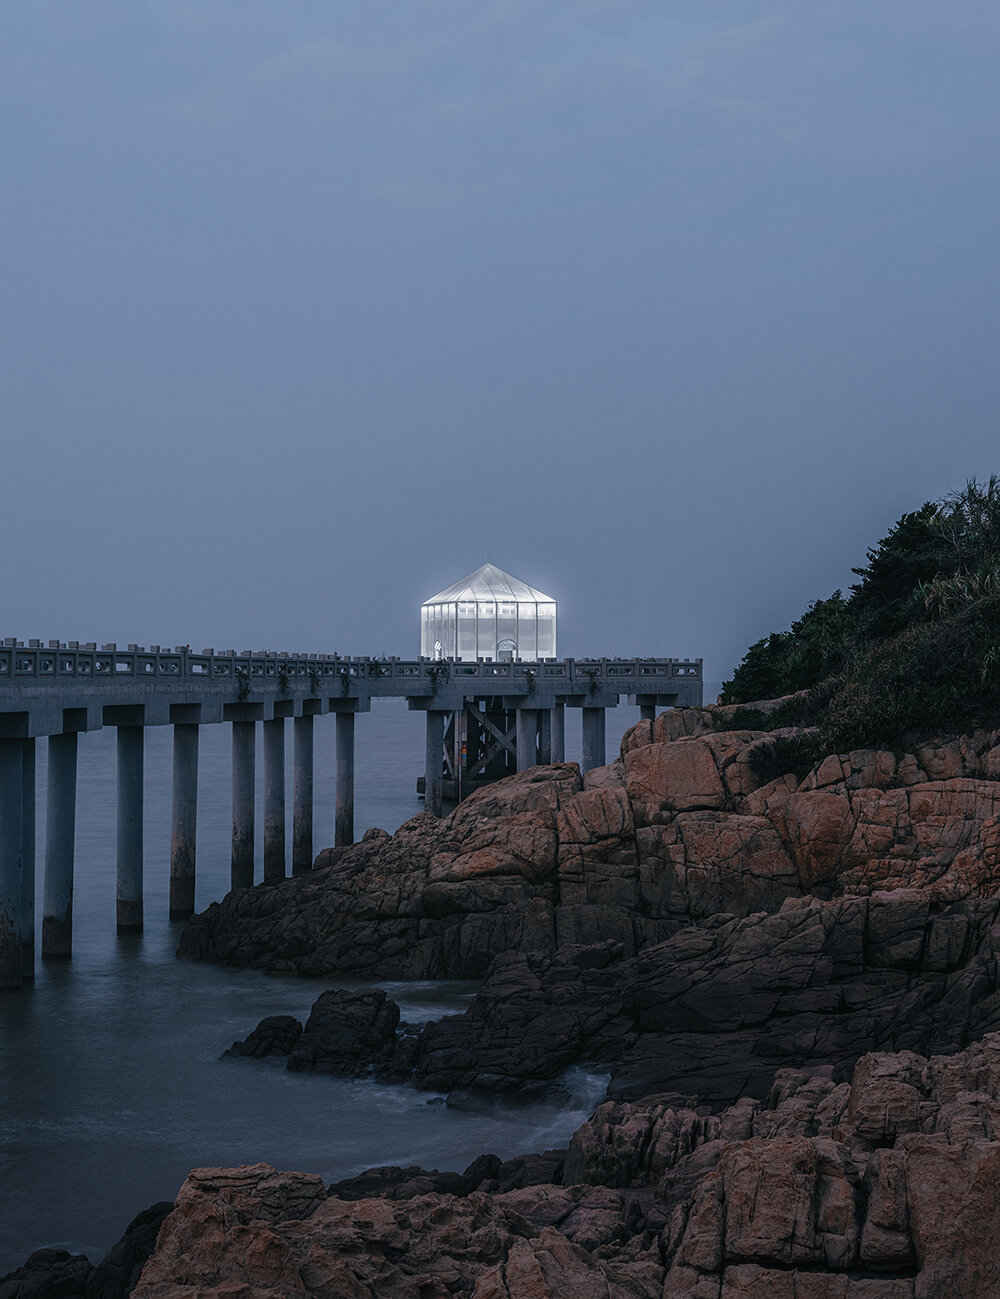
<box><xmin>420</xmin><ymin>563</ymin><xmax>557</xmax><ymax>662</ymax></box>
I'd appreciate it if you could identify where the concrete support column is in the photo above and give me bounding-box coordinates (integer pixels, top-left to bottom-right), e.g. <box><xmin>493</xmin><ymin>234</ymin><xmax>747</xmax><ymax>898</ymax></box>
<box><xmin>116</xmin><ymin>725</ymin><xmax>144</xmax><ymax>934</ymax></box>
<box><xmin>231</xmin><ymin>720</ymin><xmax>255</xmax><ymax>890</ymax></box>
<box><xmin>21</xmin><ymin>739</ymin><xmax>35</xmax><ymax>978</ymax></box>
<box><xmin>538</xmin><ymin>710</ymin><xmax>552</xmax><ymax>765</ymax></box>
<box><xmin>263</xmin><ymin>718</ymin><xmax>286</xmax><ymax>882</ymax></box>
<box><xmin>424</xmin><ymin>709</ymin><xmax>445</xmax><ymax>819</ymax></box>
<box><xmin>292</xmin><ymin>715</ymin><xmax>314</xmax><ymax>875</ymax></box>
<box><xmin>335</xmin><ymin>712</ymin><xmax>355</xmax><ymax>848</ymax></box>
<box><xmin>516</xmin><ymin>708</ymin><xmax>539</xmax><ymax>772</ymax></box>
<box><xmin>0</xmin><ymin>739</ymin><xmax>24</xmax><ymax>988</ymax></box>
<box><xmin>581</xmin><ymin>707</ymin><xmax>606</xmax><ymax>773</ymax></box>
<box><xmin>169</xmin><ymin>724</ymin><xmax>199</xmax><ymax>919</ymax></box>
<box><xmin>43</xmin><ymin>732</ymin><xmax>77</xmax><ymax>958</ymax></box>
<box><xmin>640</xmin><ymin>703</ymin><xmax>656</xmax><ymax>722</ymax></box>
<box><xmin>551</xmin><ymin>704</ymin><xmax>565</xmax><ymax>763</ymax></box>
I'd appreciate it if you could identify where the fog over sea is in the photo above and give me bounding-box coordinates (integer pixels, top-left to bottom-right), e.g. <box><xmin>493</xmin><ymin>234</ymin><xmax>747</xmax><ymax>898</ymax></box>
<box><xmin>0</xmin><ymin>692</ymin><xmax>720</xmax><ymax>1269</ymax></box>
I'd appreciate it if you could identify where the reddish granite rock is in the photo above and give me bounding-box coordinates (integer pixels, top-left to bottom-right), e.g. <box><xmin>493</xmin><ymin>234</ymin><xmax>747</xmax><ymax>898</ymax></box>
<box><xmin>131</xmin><ymin>1037</ymin><xmax>1000</xmax><ymax>1298</ymax></box>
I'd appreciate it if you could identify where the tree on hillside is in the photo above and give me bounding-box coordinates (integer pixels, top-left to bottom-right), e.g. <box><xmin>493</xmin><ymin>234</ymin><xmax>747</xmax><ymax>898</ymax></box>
<box><xmin>720</xmin><ymin>478</ymin><xmax>1000</xmax><ymax>742</ymax></box>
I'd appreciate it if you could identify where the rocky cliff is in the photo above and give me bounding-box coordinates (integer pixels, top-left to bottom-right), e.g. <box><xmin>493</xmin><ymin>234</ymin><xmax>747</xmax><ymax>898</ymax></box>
<box><xmin>182</xmin><ymin>704</ymin><xmax>1000</xmax><ymax>1104</ymax></box>
<box><xmin>128</xmin><ymin>704</ymin><xmax>1000</xmax><ymax>1295</ymax></box>
<box><xmin>128</xmin><ymin>1033</ymin><xmax>1000</xmax><ymax>1297</ymax></box>
<box><xmin>179</xmin><ymin>705</ymin><xmax>1000</xmax><ymax>981</ymax></box>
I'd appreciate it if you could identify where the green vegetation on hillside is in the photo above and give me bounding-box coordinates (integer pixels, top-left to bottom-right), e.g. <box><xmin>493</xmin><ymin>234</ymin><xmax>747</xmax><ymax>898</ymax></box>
<box><xmin>721</xmin><ymin>478</ymin><xmax>1000</xmax><ymax>748</ymax></box>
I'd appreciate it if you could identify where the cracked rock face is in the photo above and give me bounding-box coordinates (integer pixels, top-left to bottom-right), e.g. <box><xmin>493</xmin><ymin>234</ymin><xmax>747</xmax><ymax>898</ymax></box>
<box><xmin>130</xmin><ymin>1036</ymin><xmax>1000</xmax><ymax>1298</ymax></box>
<box><xmin>154</xmin><ymin>703</ymin><xmax>1000</xmax><ymax>1293</ymax></box>
<box><xmin>205</xmin><ymin>705</ymin><xmax>1000</xmax><ymax>1107</ymax></box>
<box><xmin>178</xmin><ymin>710</ymin><xmax>1000</xmax><ymax>985</ymax></box>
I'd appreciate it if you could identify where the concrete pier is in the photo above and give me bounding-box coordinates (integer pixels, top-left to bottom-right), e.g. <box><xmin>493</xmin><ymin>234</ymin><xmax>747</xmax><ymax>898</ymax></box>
<box><xmin>640</xmin><ymin>703</ymin><xmax>656</xmax><ymax>722</ymax></box>
<box><xmin>21</xmin><ymin>738</ymin><xmax>35</xmax><ymax>977</ymax></box>
<box><xmin>169</xmin><ymin>724</ymin><xmax>199</xmax><ymax>918</ymax></box>
<box><xmin>551</xmin><ymin>703</ymin><xmax>565</xmax><ymax>763</ymax></box>
<box><xmin>263</xmin><ymin>718</ymin><xmax>286</xmax><ymax>882</ymax></box>
<box><xmin>0</xmin><ymin>646</ymin><xmax>701</xmax><ymax>984</ymax></box>
<box><xmin>516</xmin><ymin>708</ymin><xmax>538</xmax><ymax>771</ymax></box>
<box><xmin>581</xmin><ymin>707</ymin><xmax>606</xmax><ymax>773</ymax></box>
<box><xmin>116</xmin><ymin>725</ymin><xmax>144</xmax><ymax>933</ymax></box>
<box><xmin>42</xmin><ymin>732</ymin><xmax>77</xmax><ymax>958</ymax></box>
<box><xmin>538</xmin><ymin>709</ymin><xmax>552</xmax><ymax>765</ymax></box>
<box><xmin>0</xmin><ymin>739</ymin><xmax>24</xmax><ymax>988</ymax></box>
<box><xmin>335</xmin><ymin>712</ymin><xmax>355</xmax><ymax>848</ymax></box>
<box><xmin>231</xmin><ymin>720</ymin><xmax>255</xmax><ymax>890</ymax></box>
<box><xmin>292</xmin><ymin>715</ymin><xmax>313</xmax><ymax>874</ymax></box>
<box><xmin>424</xmin><ymin>710</ymin><xmax>445</xmax><ymax>818</ymax></box>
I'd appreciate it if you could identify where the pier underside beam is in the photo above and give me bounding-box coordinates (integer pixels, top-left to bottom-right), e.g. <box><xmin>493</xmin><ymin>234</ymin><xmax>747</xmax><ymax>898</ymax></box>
<box><xmin>170</xmin><ymin>723</ymin><xmax>199</xmax><ymax>919</ymax></box>
<box><xmin>335</xmin><ymin>712</ymin><xmax>355</xmax><ymax>848</ymax></box>
<box><xmin>263</xmin><ymin>718</ymin><xmax>286</xmax><ymax>882</ymax></box>
<box><xmin>292</xmin><ymin>715</ymin><xmax>313</xmax><ymax>874</ymax></box>
<box><xmin>0</xmin><ymin>738</ymin><xmax>24</xmax><ymax>988</ymax></box>
<box><xmin>43</xmin><ymin>732</ymin><xmax>77</xmax><ymax>958</ymax></box>
<box><xmin>116</xmin><ymin>725</ymin><xmax>144</xmax><ymax>933</ymax></box>
<box><xmin>231</xmin><ymin>720</ymin><xmax>255</xmax><ymax>890</ymax></box>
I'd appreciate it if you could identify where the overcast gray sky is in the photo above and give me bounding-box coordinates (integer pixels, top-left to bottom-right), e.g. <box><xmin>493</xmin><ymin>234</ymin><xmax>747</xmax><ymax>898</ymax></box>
<box><xmin>3</xmin><ymin>1</ymin><xmax>998</xmax><ymax>682</ymax></box>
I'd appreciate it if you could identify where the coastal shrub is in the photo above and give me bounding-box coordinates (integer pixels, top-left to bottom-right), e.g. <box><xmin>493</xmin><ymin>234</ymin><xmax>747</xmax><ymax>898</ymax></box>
<box><xmin>719</xmin><ymin>593</ymin><xmax>852</xmax><ymax>705</ymax></box>
<box><xmin>722</xmin><ymin>478</ymin><xmax>1000</xmax><ymax>748</ymax></box>
<box><xmin>822</xmin><ymin>595</ymin><xmax>1000</xmax><ymax>750</ymax></box>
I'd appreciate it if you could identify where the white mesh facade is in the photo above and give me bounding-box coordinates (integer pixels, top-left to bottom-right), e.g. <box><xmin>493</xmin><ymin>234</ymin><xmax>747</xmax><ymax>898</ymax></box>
<box><xmin>420</xmin><ymin>563</ymin><xmax>557</xmax><ymax>661</ymax></box>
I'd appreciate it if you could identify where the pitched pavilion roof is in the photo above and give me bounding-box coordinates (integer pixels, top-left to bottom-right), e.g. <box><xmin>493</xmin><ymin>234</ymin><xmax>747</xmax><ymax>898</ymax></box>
<box><xmin>423</xmin><ymin>563</ymin><xmax>555</xmax><ymax>606</ymax></box>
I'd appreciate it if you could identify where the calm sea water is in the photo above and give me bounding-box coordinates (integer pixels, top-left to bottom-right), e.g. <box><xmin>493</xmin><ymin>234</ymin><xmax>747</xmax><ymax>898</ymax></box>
<box><xmin>0</xmin><ymin>696</ymin><xmax>718</xmax><ymax>1270</ymax></box>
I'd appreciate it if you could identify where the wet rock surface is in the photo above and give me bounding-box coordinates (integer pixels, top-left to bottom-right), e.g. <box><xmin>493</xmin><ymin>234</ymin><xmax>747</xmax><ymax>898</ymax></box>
<box><xmin>0</xmin><ymin>1202</ymin><xmax>173</xmax><ymax>1299</ymax></box>
<box><xmin>125</xmin><ymin>1035</ymin><xmax>1000</xmax><ymax>1297</ymax></box>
